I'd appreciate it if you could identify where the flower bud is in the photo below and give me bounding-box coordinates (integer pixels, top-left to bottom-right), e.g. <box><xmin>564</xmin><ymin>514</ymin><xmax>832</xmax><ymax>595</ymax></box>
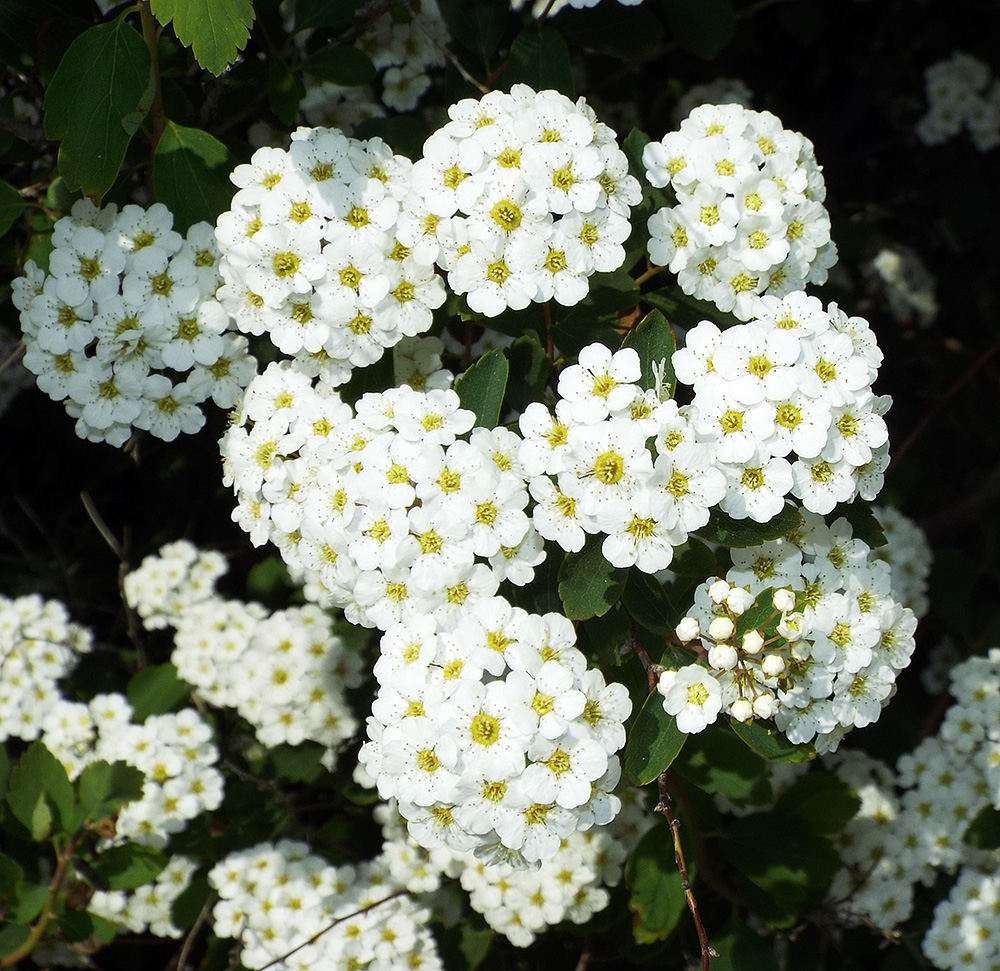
<box><xmin>726</xmin><ymin>587</ymin><xmax>754</xmax><ymax>615</ymax></box>
<box><xmin>708</xmin><ymin>643</ymin><xmax>738</xmax><ymax>671</ymax></box>
<box><xmin>752</xmin><ymin>693</ymin><xmax>777</xmax><ymax>719</ymax></box>
<box><xmin>773</xmin><ymin>588</ymin><xmax>796</xmax><ymax>613</ymax></box>
<box><xmin>741</xmin><ymin>630</ymin><xmax>764</xmax><ymax>654</ymax></box>
<box><xmin>730</xmin><ymin>698</ymin><xmax>753</xmax><ymax>722</ymax></box>
<box><xmin>708</xmin><ymin>579</ymin><xmax>731</xmax><ymax>604</ymax></box>
<box><xmin>675</xmin><ymin>616</ymin><xmax>701</xmax><ymax>642</ymax></box>
<box><xmin>708</xmin><ymin>616</ymin><xmax>735</xmax><ymax>642</ymax></box>
<box><xmin>761</xmin><ymin>654</ymin><xmax>785</xmax><ymax>677</ymax></box>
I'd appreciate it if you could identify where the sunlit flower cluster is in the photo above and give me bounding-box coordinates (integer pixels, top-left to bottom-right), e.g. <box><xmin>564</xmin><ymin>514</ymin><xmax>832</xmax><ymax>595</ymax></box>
<box><xmin>674</xmin><ymin>292</ymin><xmax>889</xmax><ymax>519</ymax></box>
<box><xmin>916</xmin><ymin>51</ymin><xmax>1000</xmax><ymax>152</ymax></box>
<box><xmin>665</xmin><ymin>509</ymin><xmax>917</xmax><ymax>752</ymax></box>
<box><xmin>868</xmin><ymin>246</ymin><xmax>938</xmax><ymax>328</ymax></box>
<box><xmin>644</xmin><ymin>104</ymin><xmax>837</xmax><ymax>318</ymax></box>
<box><xmin>208</xmin><ymin>838</ymin><xmax>443</xmax><ymax>971</ymax></box>
<box><xmin>828</xmin><ymin>649</ymin><xmax>1000</xmax><ymax>971</ymax></box>
<box><xmin>13</xmin><ymin>199</ymin><xmax>255</xmax><ymax>447</ymax></box>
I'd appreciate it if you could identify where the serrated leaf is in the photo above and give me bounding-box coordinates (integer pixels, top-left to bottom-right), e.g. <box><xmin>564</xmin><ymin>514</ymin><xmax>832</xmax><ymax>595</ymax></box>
<box><xmin>622</xmin><ymin>309</ymin><xmax>676</xmax><ymax>395</ymax></box>
<box><xmin>773</xmin><ymin>771</ymin><xmax>861</xmax><ymax>835</ymax></box>
<box><xmin>696</xmin><ymin>504</ymin><xmax>803</xmax><ymax>549</ymax></box>
<box><xmin>455</xmin><ymin>349</ymin><xmax>509</xmax><ymax>428</ymax></box>
<box><xmin>42</xmin><ymin>19</ymin><xmax>154</xmax><ymax>199</ymax></box>
<box><xmin>559</xmin><ymin>534</ymin><xmax>628</xmax><ymax>620</ymax></box>
<box><xmin>304</xmin><ymin>46</ymin><xmax>376</xmax><ymax>86</ymax></box>
<box><xmin>501</xmin><ymin>27</ymin><xmax>573</xmax><ymax>97</ymax></box>
<box><xmin>0</xmin><ymin>180</ymin><xmax>25</xmax><ymax>237</ymax></box>
<box><xmin>153</xmin><ymin>121</ymin><xmax>237</xmax><ymax>234</ymax></box>
<box><xmin>93</xmin><ymin>843</ymin><xmax>167</xmax><ymax>890</ymax></box>
<box><xmin>624</xmin><ymin>690</ymin><xmax>687</xmax><ymax>785</ymax></box>
<box><xmin>964</xmin><ymin>804</ymin><xmax>1000</xmax><ymax>849</ymax></box>
<box><xmin>663</xmin><ymin>0</ymin><xmax>735</xmax><ymax>60</ymax></box>
<box><xmin>625</xmin><ymin>823</ymin><xmax>689</xmax><ymax>943</ymax></box>
<box><xmin>623</xmin><ymin>569</ymin><xmax>678</xmax><ymax>637</ymax></box>
<box><xmin>729</xmin><ymin>718</ymin><xmax>815</xmax><ymax>763</ymax></box>
<box><xmin>77</xmin><ymin>760</ymin><xmax>145</xmax><ymax>821</ymax></box>
<box><xmin>126</xmin><ymin>663</ymin><xmax>188</xmax><ymax>721</ymax></box>
<box><xmin>150</xmin><ymin>0</ymin><xmax>255</xmax><ymax>76</ymax></box>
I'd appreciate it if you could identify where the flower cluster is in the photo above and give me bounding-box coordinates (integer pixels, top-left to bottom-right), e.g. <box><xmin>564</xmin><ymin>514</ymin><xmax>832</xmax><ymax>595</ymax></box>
<box><xmin>13</xmin><ymin>200</ymin><xmax>256</xmax><ymax>447</ymax></box>
<box><xmin>420</xmin><ymin>84</ymin><xmax>640</xmax><ymax>316</ymax></box>
<box><xmin>125</xmin><ymin>541</ymin><xmax>362</xmax><ymax>760</ymax></box>
<box><xmin>868</xmin><ymin>246</ymin><xmax>938</xmax><ymax>328</ymax></box>
<box><xmin>644</xmin><ymin>104</ymin><xmax>837</xmax><ymax>319</ymax></box>
<box><xmin>673</xmin><ymin>292</ymin><xmax>889</xmax><ymax>519</ymax></box>
<box><xmin>870</xmin><ymin>505</ymin><xmax>932</xmax><ymax>619</ymax></box>
<box><xmin>673</xmin><ymin>77</ymin><xmax>753</xmax><ymax>124</ymax></box>
<box><xmin>828</xmin><ymin>649</ymin><xmax>1000</xmax><ymax>970</ymax></box>
<box><xmin>0</xmin><ymin>593</ymin><xmax>93</xmax><ymax>742</ymax></box>
<box><xmin>215</xmin><ymin>127</ymin><xmax>445</xmax><ymax>385</ymax></box>
<box><xmin>664</xmin><ymin>509</ymin><xmax>918</xmax><ymax>752</ymax></box>
<box><xmin>916</xmin><ymin>52</ymin><xmax>1000</xmax><ymax>152</ymax></box>
<box><xmin>208</xmin><ymin>838</ymin><xmax>443</xmax><ymax>971</ymax></box>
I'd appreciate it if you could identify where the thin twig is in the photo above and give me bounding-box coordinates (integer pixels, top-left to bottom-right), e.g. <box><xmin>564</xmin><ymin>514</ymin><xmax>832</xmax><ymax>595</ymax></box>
<box><xmin>402</xmin><ymin>0</ymin><xmax>490</xmax><ymax>94</ymax></box>
<box><xmin>80</xmin><ymin>492</ymin><xmax>124</xmax><ymax>561</ymax></box>
<box><xmin>170</xmin><ymin>892</ymin><xmax>216</xmax><ymax>971</ymax></box>
<box><xmin>543</xmin><ymin>301</ymin><xmax>555</xmax><ymax>366</ymax></box>
<box><xmin>0</xmin><ymin>341</ymin><xmax>25</xmax><ymax>376</ymax></box>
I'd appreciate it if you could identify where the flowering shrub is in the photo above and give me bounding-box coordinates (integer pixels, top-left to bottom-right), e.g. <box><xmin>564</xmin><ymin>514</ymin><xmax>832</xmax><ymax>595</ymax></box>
<box><xmin>1</xmin><ymin>3</ymin><xmax>998</xmax><ymax>971</ymax></box>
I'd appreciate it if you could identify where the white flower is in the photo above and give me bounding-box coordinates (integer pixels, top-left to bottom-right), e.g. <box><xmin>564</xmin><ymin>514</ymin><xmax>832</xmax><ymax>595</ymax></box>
<box><xmin>657</xmin><ymin>665</ymin><xmax>723</xmax><ymax>733</ymax></box>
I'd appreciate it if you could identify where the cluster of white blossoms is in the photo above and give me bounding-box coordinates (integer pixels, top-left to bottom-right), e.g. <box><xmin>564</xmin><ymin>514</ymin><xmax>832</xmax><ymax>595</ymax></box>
<box><xmin>644</xmin><ymin>104</ymin><xmax>837</xmax><ymax>319</ymax></box>
<box><xmin>86</xmin><ymin>856</ymin><xmax>198</xmax><ymax>940</ymax></box>
<box><xmin>125</xmin><ymin>541</ymin><xmax>361</xmax><ymax>760</ymax></box>
<box><xmin>673</xmin><ymin>77</ymin><xmax>753</xmax><ymax>124</ymax></box>
<box><xmin>827</xmin><ymin>650</ymin><xmax>1000</xmax><ymax>971</ymax></box>
<box><xmin>916</xmin><ymin>52</ymin><xmax>1000</xmax><ymax>152</ymax></box>
<box><xmin>208</xmin><ymin>838</ymin><xmax>443</xmax><ymax>971</ymax></box>
<box><xmin>216</xmin><ymin>126</ymin><xmax>445</xmax><ymax>386</ymax></box>
<box><xmin>870</xmin><ymin>505</ymin><xmax>932</xmax><ymax>620</ymax></box>
<box><xmin>425</xmin><ymin>85</ymin><xmax>640</xmax><ymax>316</ymax></box>
<box><xmin>662</xmin><ymin>509</ymin><xmax>918</xmax><ymax>752</ymax></box>
<box><xmin>12</xmin><ymin>200</ymin><xmax>256</xmax><ymax>447</ymax></box>
<box><xmin>0</xmin><ymin>593</ymin><xmax>92</xmax><ymax>742</ymax></box>
<box><xmin>868</xmin><ymin>246</ymin><xmax>938</xmax><ymax>328</ymax></box>
<box><xmin>673</xmin><ymin>292</ymin><xmax>890</xmax><ymax>520</ymax></box>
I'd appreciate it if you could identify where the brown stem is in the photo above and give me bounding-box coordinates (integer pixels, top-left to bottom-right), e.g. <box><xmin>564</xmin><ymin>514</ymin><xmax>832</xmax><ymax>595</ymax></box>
<box><xmin>635</xmin><ymin>261</ymin><xmax>669</xmax><ymax>287</ymax></box>
<box><xmin>543</xmin><ymin>301</ymin><xmax>555</xmax><ymax>366</ymax></box>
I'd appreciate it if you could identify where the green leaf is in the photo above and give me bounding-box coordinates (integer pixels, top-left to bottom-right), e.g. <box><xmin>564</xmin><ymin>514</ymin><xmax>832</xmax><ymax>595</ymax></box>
<box><xmin>171</xmin><ymin>870</ymin><xmax>211</xmax><ymax>930</ymax></box>
<box><xmin>623</xmin><ymin>569</ymin><xmax>678</xmax><ymax>637</ymax></box>
<box><xmin>773</xmin><ymin>772</ymin><xmax>861</xmax><ymax>835</ymax></box>
<box><xmin>268</xmin><ymin>56</ymin><xmax>306</xmax><ymax>126</ymax></box>
<box><xmin>622</xmin><ymin>309</ymin><xmax>676</xmax><ymax>395</ymax></box>
<box><xmin>662</xmin><ymin>0</ymin><xmax>735</xmax><ymax>60</ymax></box>
<box><xmin>92</xmin><ymin>843</ymin><xmax>167</xmax><ymax>891</ymax></box>
<box><xmin>729</xmin><ymin>718</ymin><xmax>815</xmax><ymax>763</ymax></box>
<box><xmin>353</xmin><ymin>115</ymin><xmax>429</xmax><ymax>160</ymax></box>
<box><xmin>455</xmin><ymin>349</ymin><xmax>509</xmax><ymax>429</ymax></box>
<box><xmin>676</xmin><ymin>722</ymin><xmax>770</xmax><ymax>806</ymax></box>
<box><xmin>12</xmin><ymin>882</ymin><xmax>49</xmax><ymax>923</ymax></box>
<box><xmin>576</xmin><ymin>603</ymin><xmax>631</xmax><ymax>669</ymax></box>
<box><xmin>151</xmin><ymin>0</ymin><xmax>255</xmax><ymax>76</ymax></box>
<box><xmin>964</xmin><ymin>804</ymin><xmax>1000</xmax><ymax>849</ymax></box>
<box><xmin>0</xmin><ymin>856</ymin><xmax>22</xmax><ymax>896</ymax></box>
<box><xmin>437</xmin><ymin>0</ymin><xmax>509</xmax><ymax>65</ymax></box>
<box><xmin>710</xmin><ymin>918</ymin><xmax>780</xmax><ymax>971</ymax></box>
<box><xmin>304</xmin><ymin>46</ymin><xmax>376</xmax><ymax>86</ymax></box>
<box><xmin>126</xmin><ymin>663</ymin><xmax>188</xmax><ymax>721</ymax></box>
<box><xmin>733</xmin><ymin>588</ymin><xmax>778</xmax><ymax>643</ymax></box>
<box><xmin>42</xmin><ymin>19</ymin><xmax>154</xmax><ymax>199</ymax></box>
<box><xmin>722</xmin><ymin>812</ymin><xmax>839</xmax><ymax>907</ymax></box>
<box><xmin>7</xmin><ymin>742</ymin><xmax>74</xmax><ymax>838</ymax></box>
<box><xmin>501</xmin><ymin>26</ymin><xmax>573</xmax><ymax>98</ymax></box>
<box><xmin>696</xmin><ymin>504</ymin><xmax>803</xmax><ymax>549</ymax></box>
<box><xmin>269</xmin><ymin>742</ymin><xmax>326</xmax><ymax>783</ymax></box>
<box><xmin>553</xmin><ymin>4</ymin><xmax>665</xmax><ymax>60</ymax></box>
<box><xmin>625</xmin><ymin>822</ymin><xmax>689</xmax><ymax>943</ymax></box>
<box><xmin>77</xmin><ymin>760</ymin><xmax>145</xmax><ymax>821</ymax></box>
<box><xmin>0</xmin><ymin>923</ymin><xmax>30</xmax><ymax>961</ymax></box>
<box><xmin>436</xmin><ymin>911</ymin><xmax>494</xmax><ymax>971</ymax></box>
<box><xmin>622</xmin><ymin>127</ymin><xmax>673</xmax><ymax>271</ymax></box>
<box><xmin>0</xmin><ymin>179</ymin><xmax>25</xmax><ymax>237</ymax></box>
<box><xmin>624</xmin><ymin>690</ymin><xmax>687</xmax><ymax>785</ymax></box>
<box><xmin>669</xmin><ymin>538</ymin><xmax>719</xmax><ymax>578</ymax></box>
<box><xmin>294</xmin><ymin>0</ymin><xmax>360</xmax><ymax>32</ymax></box>
<box><xmin>153</xmin><ymin>121</ymin><xmax>237</xmax><ymax>234</ymax></box>
<box><xmin>558</xmin><ymin>534</ymin><xmax>628</xmax><ymax>620</ymax></box>
<box><xmin>645</xmin><ymin>285</ymin><xmax>741</xmax><ymax>331</ymax></box>
<box><xmin>832</xmin><ymin>498</ymin><xmax>887</xmax><ymax>549</ymax></box>
<box><xmin>507</xmin><ymin>546</ymin><xmax>564</xmax><ymax>616</ymax></box>
<box><xmin>502</xmin><ymin>333</ymin><xmax>550</xmax><ymax>414</ymax></box>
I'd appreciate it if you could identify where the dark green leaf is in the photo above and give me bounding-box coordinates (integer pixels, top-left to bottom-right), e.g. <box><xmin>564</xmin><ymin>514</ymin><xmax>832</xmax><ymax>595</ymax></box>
<box><xmin>0</xmin><ymin>856</ymin><xmax>22</xmax><ymax>896</ymax></box>
<box><xmin>268</xmin><ymin>56</ymin><xmax>306</xmax><ymax>126</ymax></box>
<box><xmin>622</xmin><ymin>127</ymin><xmax>673</xmax><ymax>271</ymax></box>
<box><xmin>0</xmin><ymin>180</ymin><xmax>25</xmax><ymax>237</ymax></box>
<box><xmin>126</xmin><ymin>663</ymin><xmax>188</xmax><ymax>721</ymax></box>
<box><xmin>436</xmin><ymin>911</ymin><xmax>494</xmax><ymax>971</ymax></box>
<box><xmin>722</xmin><ymin>812</ymin><xmax>839</xmax><ymax>907</ymax></box>
<box><xmin>576</xmin><ymin>603</ymin><xmax>631</xmax><ymax>669</ymax></box>
<box><xmin>663</xmin><ymin>0</ymin><xmax>735</xmax><ymax>60</ymax></box>
<box><xmin>710</xmin><ymin>917</ymin><xmax>780</xmax><ymax>971</ymax></box>
<box><xmin>624</xmin><ymin>690</ymin><xmax>687</xmax><ymax>785</ymax></box>
<box><xmin>622</xmin><ymin>309</ymin><xmax>676</xmax><ymax>395</ymax></box>
<box><xmin>269</xmin><ymin>742</ymin><xmax>326</xmax><ymax>783</ymax></box>
<box><xmin>773</xmin><ymin>771</ymin><xmax>861</xmax><ymax>835</ymax></box>
<box><xmin>455</xmin><ymin>349</ymin><xmax>509</xmax><ymax>429</ymax></box>
<box><xmin>696</xmin><ymin>504</ymin><xmax>803</xmax><ymax>549</ymax></box>
<box><xmin>0</xmin><ymin>923</ymin><xmax>30</xmax><ymax>960</ymax></box>
<box><xmin>676</xmin><ymin>721</ymin><xmax>770</xmax><ymax>806</ymax></box>
<box><xmin>729</xmin><ymin>718</ymin><xmax>815</xmax><ymax>763</ymax></box>
<box><xmin>12</xmin><ymin>882</ymin><xmax>48</xmax><ymax>923</ymax></box>
<box><xmin>7</xmin><ymin>742</ymin><xmax>74</xmax><ymax>838</ymax></box>
<box><xmin>294</xmin><ymin>0</ymin><xmax>360</xmax><ymax>32</ymax></box>
<box><xmin>304</xmin><ymin>46</ymin><xmax>376</xmax><ymax>86</ymax></box>
<box><xmin>832</xmin><ymin>498</ymin><xmax>887</xmax><ymax>549</ymax></box>
<box><xmin>502</xmin><ymin>333</ymin><xmax>550</xmax><ymax>414</ymax></box>
<box><xmin>43</xmin><ymin>19</ymin><xmax>154</xmax><ymax>199</ymax></box>
<box><xmin>353</xmin><ymin>115</ymin><xmax>429</xmax><ymax>159</ymax></box>
<box><xmin>623</xmin><ymin>569</ymin><xmax>677</xmax><ymax>637</ymax></box>
<box><xmin>171</xmin><ymin>870</ymin><xmax>210</xmax><ymax>930</ymax></box>
<box><xmin>437</xmin><ymin>0</ymin><xmax>509</xmax><ymax>65</ymax></box>
<box><xmin>558</xmin><ymin>534</ymin><xmax>628</xmax><ymax>620</ymax></box>
<box><xmin>150</xmin><ymin>0</ymin><xmax>255</xmax><ymax>76</ymax></box>
<box><xmin>502</xmin><ymin>27</ymin><xmax>573</xmax><ymax>98</ymax></box>
<box><xmin>92</xmin><ymin>843</ymin><xmax>167</xmax><ymax>891</ymax></box>
<box><xmin>153</xmin><ymin>121</ymin><xmax>237</xmax><ymax>234</ymax></box>
<box><xmin>964</xmin><ymin>804</ymin><xmax>1000</xmax><ymax>849</ymax></box>
<box><xmin>625</xmin><ymin>822</ymin><xmax>689</xmax><ymax>943</ymax></box>
<box><xmin>507</xmin><ymin>546</ymin><xmax>564</xmax><ymax>616</ymax></box>
<box><xmin>338</xmin><ymin>350</ymin><xmax>395</xmax><ymax>406</ymax></box>
<box><xmin>77</xmin><ymin>760</ymin><xmax>145</xmax><ymax>821</ymax></box>
<box><xmin>645</xmin><ymin>285</ymin><xmax>741</xmax><ymax>331</ymax></box>
<box><xmin>669</xmin><ymin>538</ymin><xmax>719</xmax><ymax>578</ymax></box>
<box><xmin>733</xmin><ymin>588</ymin><xmax>778</xmax><ymax>643</ymax></box>
<box><xmin>553</xmin><ymin>4</ymin><xmax>665</xmax><ymax>60</ymax></box>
